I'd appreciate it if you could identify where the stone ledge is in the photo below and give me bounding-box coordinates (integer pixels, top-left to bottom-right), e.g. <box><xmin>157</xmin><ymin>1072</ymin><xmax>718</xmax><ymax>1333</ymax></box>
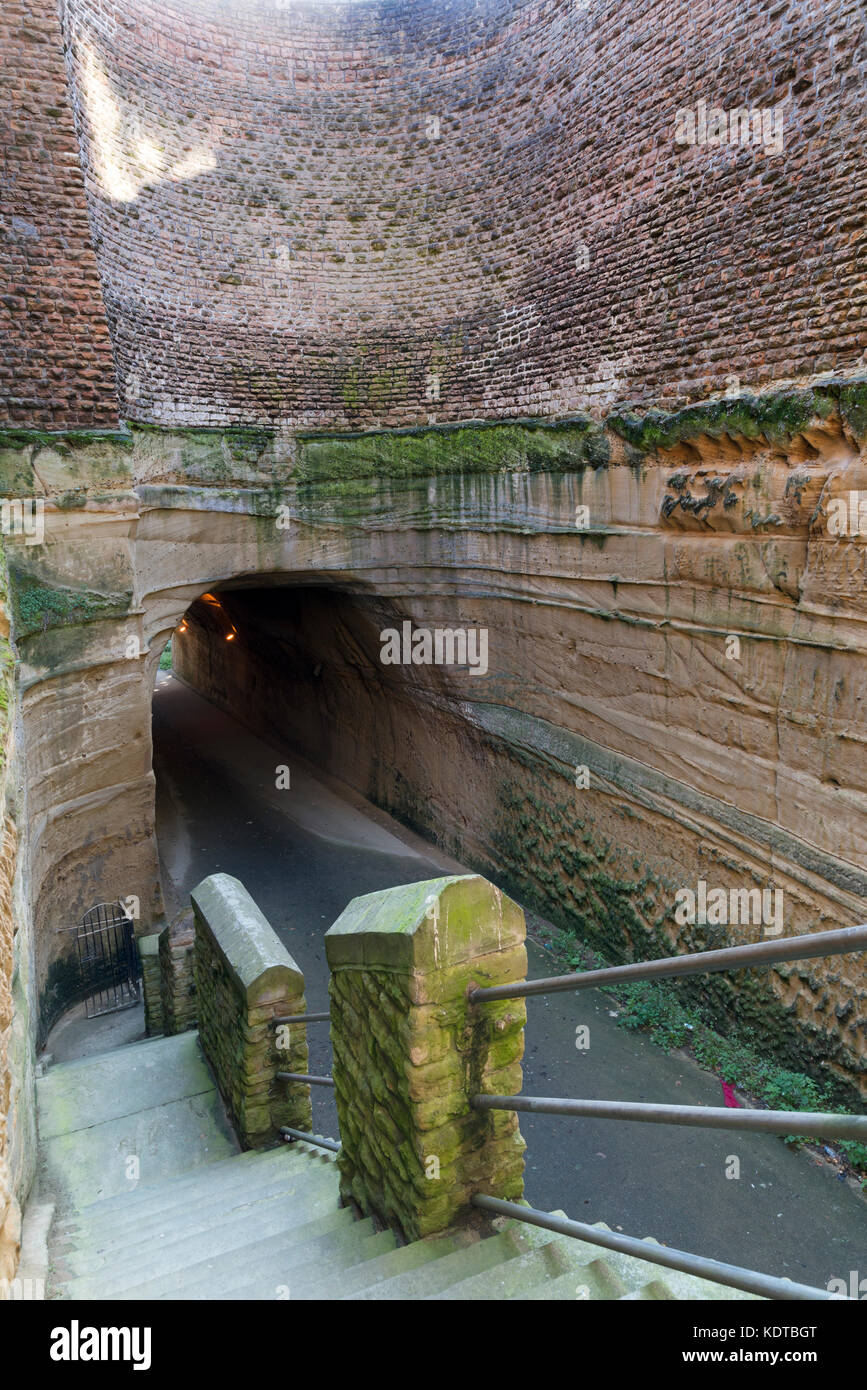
<box><xmin>191</xmin><ymin>873</ymin><xmax>303</xmax><ymax>1003</ymax></box>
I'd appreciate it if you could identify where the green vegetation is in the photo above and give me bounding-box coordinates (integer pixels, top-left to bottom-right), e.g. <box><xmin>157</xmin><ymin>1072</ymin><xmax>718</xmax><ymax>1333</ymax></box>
<box><xmin>159</xmin><ymin>639</ymin><xmax>172</xmax><ymax>671</ymax></box>
<box><xmin>607</xmin><ymin>388</ymin><xmax>835</xmax><ymax>454</ymax></box>
<box><xmin>296</xmin><ymin>416</ymin><xmax>610</xmax><ymax>486</ymax></box>
<box><xmin>0</xmin><ymin>428</ymin><xmax>133</xmax><ymax>453</ymax></box>
<box><xmin>9</xmin><ymin>569</ymin><xmax>132</xmax><ymax>639</ymax></box>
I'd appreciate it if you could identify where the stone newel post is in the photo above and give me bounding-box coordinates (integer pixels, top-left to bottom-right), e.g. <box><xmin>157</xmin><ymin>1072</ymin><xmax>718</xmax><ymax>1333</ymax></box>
<box><xmin>191</xmin><ymin>874</ymin><xmax>312</xmax><ymax>1150</ymax></box>
<box><xmin>326</xmin><ymin>874</ymin><xmax>527</xmax><ymax>1241</ymax></box>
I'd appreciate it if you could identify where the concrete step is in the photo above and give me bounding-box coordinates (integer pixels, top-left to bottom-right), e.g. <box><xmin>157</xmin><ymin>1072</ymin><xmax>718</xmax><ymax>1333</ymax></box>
<box><xmin>520</xmin><ymin>1261</ymin><xmax>632</xmax><ymax>1300</ymax></box>
<box><xmin>193</xmin><ymin>1221</ymin><xmax>404</xmax><ymax>1303</ymax></box>
<box><xmin>64</xmin><ymin>1196</ymin><xmax>359</xmax><ymax>1299</ymax></box>
<box><xmin>347</xmin><ymin>1230</ymin><xmax>525</xmax><ymax>1300</ymax></box>
<box><xmin>245</xmin><ymin>1231</ymin><xmax>465</xmax><ymax>1302</ymax></box>
<box><xmin>57</xmin><ymin>1142</ymin><xmax>313</xmax><ymax>1219</ymax></box>
<box><xmin>64</xmin><ymin>1169</ymin><xmax>343</xmax><ymax>1277</ymax></box>
<box><xmin>59</xmin><ymin>1148</ymin><xmax>329</xmax><ymax>1239</ymax></box>
<box><xmin>57</xmin><ymin>1146</ymin><xmax>319</xmax><ymax>1236</ymax></box>
<box><xmin>37</xmin><ymin>1033</ymin><xmax>218</xmax><ymax>1138</ymax></box>
<box><xmin>103</xmin><ymin>1219</ymin><xmax>397</xmax><ymax>1302</ymax></box>
<box><xmin>427</xmin><ymin>1242</ymin><xmax>573</xmax><ymax>1299</ymax></box>
<box><xmin>40</xmin><ymin>1091</ymin><xmax>239</xmax><ymax>1209</ymax></box>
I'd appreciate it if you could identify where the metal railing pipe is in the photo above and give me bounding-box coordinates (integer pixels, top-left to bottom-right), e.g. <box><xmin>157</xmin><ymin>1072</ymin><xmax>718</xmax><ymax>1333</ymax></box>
<box><xmin>468</xmin><ymin>924</ymin><xmax>867</xmax><ymax>1003</ymax></box>
<box><xmin>277</xmin><ymin>1071</ymin><xmax>335</xmax><ymax>1088</ymax></box>
<box><xmin>280</xmin><ymin>1128</ymin><xmax>341</xmax><ymax>1153</ymax></box>
<box><xmin>471</xmin><ymin>1196</ymin><xmax>846</xmax><ymax>1301</ymax></box>
<box><xmin>273</xmin><ymin>1012</ymin><xmax>330</xmax><ymax>1025</ymax></box>
<box><xmin>471</xmin><ymin>1094</ymin><xmax>867</xmax><ymax>1141</ymax></box>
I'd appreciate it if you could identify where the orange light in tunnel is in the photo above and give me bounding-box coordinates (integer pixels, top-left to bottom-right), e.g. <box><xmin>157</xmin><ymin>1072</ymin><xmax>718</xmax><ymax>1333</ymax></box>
<box><xmin>226</xmin><ymin>629</ymin><xmax>237</xmax><ymax>642</ymax></box>
<box><xmin>178</xmin><ymin>622</ymin><xmax>188</xmax><ymax>634</ymax></box>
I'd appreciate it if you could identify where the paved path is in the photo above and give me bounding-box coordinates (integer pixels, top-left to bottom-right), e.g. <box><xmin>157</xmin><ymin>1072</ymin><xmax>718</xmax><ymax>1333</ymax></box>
<box><xmin>152</xmin><ymin>673</ymin><xmax>867</xmax><ymax>1290</ymax></box>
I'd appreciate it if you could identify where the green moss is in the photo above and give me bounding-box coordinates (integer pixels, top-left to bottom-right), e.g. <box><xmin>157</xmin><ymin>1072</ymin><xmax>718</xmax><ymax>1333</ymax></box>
<box><xmin>296</xmin><ymin>416</ymin><xmax>610</xmax><ymax>486</ymax></box>
<box><xmin>480</xmin><ymin>768</ymin><xmax>865</xmax><ymax>1112</ymax></box>
<box><xmin>0</xmin><ymin>428</ymin><xmax>133</xmax><ymax>453</ymax></box>
<box><xmin>130</xmin><ymin>421</ymin><xmax>272</xmax><ymax>462</ymax></box>
<box><xmin>9</xmin><ymin>568</ymin><xmax>132</xmax><ymax>639</ymax></box>
<box><xmin>608</xmin><ymin>387</ymin><xmax>835</xmax><ymax>455</ymax></box>
<box><xmin>821</xmin><ymin>377</ymin><xmax>867</xmax><ymax>443</ymax></box>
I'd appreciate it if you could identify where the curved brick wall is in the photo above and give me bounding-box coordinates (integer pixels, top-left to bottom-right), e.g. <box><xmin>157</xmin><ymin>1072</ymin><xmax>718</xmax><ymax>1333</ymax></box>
<box><xmin>0</xmin><ymin>0</ymin><xmax>118</xmax><ymax>427</ymax></box>
<box><xmin>56</xmin><ymin>0</ymin><xmax>867</xmax><ymax>431</ymax></box>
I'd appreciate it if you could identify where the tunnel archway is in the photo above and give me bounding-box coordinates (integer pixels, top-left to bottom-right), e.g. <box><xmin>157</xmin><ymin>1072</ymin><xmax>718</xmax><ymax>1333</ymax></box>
<box><xmin>152</xmin><ymin>575</ymin><xmax>499</xmax><ymax>909</ymax></box>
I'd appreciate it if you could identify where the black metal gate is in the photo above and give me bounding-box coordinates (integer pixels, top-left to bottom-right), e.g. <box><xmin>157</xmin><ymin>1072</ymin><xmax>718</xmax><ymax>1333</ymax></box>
<box><xmin>71</xmin><ymin>902</ymin><xmax>141</xmax><ymax>1018</ymax></box>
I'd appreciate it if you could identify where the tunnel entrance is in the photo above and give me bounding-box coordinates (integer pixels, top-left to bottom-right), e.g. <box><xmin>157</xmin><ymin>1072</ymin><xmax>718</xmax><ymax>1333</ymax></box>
<box><xmin>150</xmin><ymin>578</ymin><xmax>487</xmax><ymax>1136</ymax></box>
<box><xmin>158</xmin><ymin>580</ymin><xmax>493</xmax><ymax>882</ymax></box>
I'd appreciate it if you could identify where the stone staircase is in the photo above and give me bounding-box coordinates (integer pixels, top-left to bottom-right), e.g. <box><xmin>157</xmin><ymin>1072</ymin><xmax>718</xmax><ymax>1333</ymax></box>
<box><xmin>38</xmin><ymin>1032</ymin><xmax>757</xmax><ymax>1301</ymax></box>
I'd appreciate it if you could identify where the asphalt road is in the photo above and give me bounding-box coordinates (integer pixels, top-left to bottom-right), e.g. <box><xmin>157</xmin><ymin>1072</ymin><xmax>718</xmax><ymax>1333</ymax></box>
<box><xmin>152</xmin><ymin>672</ymin><xmax>867</xmax><ymax>1291</ymax></box>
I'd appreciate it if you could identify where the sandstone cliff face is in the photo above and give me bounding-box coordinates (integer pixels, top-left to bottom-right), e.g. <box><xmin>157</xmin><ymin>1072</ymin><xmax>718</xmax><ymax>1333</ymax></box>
<box><xmin>2</xmin><ymin>386</ymin><xmax>867</xmax><ymax>1103</ymax></box>
<box><xmin>0</xmin><ymin>553</ymin><xmax>23</xmax><ymax>1284</ymax></box>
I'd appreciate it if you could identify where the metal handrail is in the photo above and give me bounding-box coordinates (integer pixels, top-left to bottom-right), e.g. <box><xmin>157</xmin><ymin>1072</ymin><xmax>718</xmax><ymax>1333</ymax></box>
<box><xmin>468</xmin><ymin>924</ymin><xmax>867</xmax><ymax>1299</ymax></box>
<box><xmin>468</xmin><ymin>923</ymin><xmax>867</xmax><ymax>1003</ymax></box>
<box><xmin>276</xmin><ymin>1071</ymin><xmax>335</xmax><ymax>1087</ymax></box>
<box><xmin>470</xmin><ymin>1196</ymin><xmax>847</xmax><ymax>1301</ymax></box>
<box><xmin>471</xmin><ymin>1094</ymin><xmax>867</xmax><ymax>1141</ymax></box>
<box><xmin>280</xmin><ymin>1127</ymin><xmax>341</xmax><ymax>1153</ymax></box>
<box><xmin>273</xmin><ymin>1012</ymin><xmax>330</xmax><ymax>1025</ymax></box>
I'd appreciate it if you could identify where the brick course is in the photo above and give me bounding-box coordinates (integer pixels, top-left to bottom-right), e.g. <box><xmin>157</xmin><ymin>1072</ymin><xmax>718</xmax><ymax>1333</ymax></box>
<box><xmin>2</xmin><ymin>0</ymin><xmax>855</xmax><ymax>431</ymax></box>
<box><xmin>0</xmin><ymin>0</ymin><xmax>118</xmax><ymax>426</ymax></box>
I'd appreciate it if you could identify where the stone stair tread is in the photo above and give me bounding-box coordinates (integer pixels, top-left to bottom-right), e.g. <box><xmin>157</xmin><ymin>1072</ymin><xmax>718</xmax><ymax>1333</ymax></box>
<box><xmin>58</xmin><ymin>1144</ymin><xmax>295</xmax><ymax>1220</ymax></box>
<box><xmin>256</xmin><ymin>1231</ymin><xmax>465</xmax><ymax>1302</ymax></box>
<box><xmin>64</xmin><ymin>1203</ymin><xmax>376</xmax><ymax>1300</ymax></box>
<box><xmin>62</xmin><ymin>1201</ymin><xmax>359</xmax><ymax>1300</ymax></box>
<box><xmin>103</xmin><ymin>1222</ymin><xmax>397</xmax><ymax>1302</ymax></box>
<box><xmin>346</xmin><ymin>1230</ymin><xmax>525</xmax><ymax>1300</ymax></box>
<box><xmin>177</xmin><ymin>1217</ymin><xmax>426</xmax><ymax>1301</ymax></box>
<box><xmin>520</xmin><ymin>1261</ymin><xmax>632</xmax><ymax>1300</ymax></box>
<box><xmin>427</xmin><ymin>1243</ymin><xmax>575</xmax><ymax>1299</ymax></box>
<box><xmin>59</xmin><ymin>1153</ymin><xmax>334</xmax><ymax>1245</ymax></box>
<box><xmin>64</xmin><ymin>1175</ymin><xmax>347</xmax><ymax>1277</ymax></box>
<box><xmin>40</xmin><ymin>1091</ymin><xmax>239</xmax><ymax>1208</ymax></box>
<box><xmin>37</xmin><ymin>1032</ymin><xmax>218</xmax><ymax>1138</ymax></box>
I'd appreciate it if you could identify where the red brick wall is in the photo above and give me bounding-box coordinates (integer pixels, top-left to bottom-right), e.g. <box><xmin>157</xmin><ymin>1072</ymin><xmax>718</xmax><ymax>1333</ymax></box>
<box><xmin>0</xmin><ymin>0</ymin><xmax>118</xmax><ymax>427</ymax></box>
<box><xmin>7</xmin><ymin>0</ymin><xmax>867</xmax><ymax>431</ymax></box>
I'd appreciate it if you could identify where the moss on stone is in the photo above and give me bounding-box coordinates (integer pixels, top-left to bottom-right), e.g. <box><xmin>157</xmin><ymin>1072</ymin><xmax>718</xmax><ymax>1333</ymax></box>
<box><xmin>9</xmin><ymin>568</ymin><xmax>132</xmax><ymax>639</ymax></box>
<box><xmin>821</xmin><ymin>377</ymin><xmax>867</xmax><ymax>444</ymax></box>
<box><xmin>607</xmin><ymin>387</ymin><xmax>836</xmax><ymax>454</ymax></box>
<box><xmin>296</xmin><ymin>416</ymin><xmax>610</xmax><ymax>485</ymax></box>
<box><xmin>0</xmin><ymin>428</ymin><xmax>134</xmax><ymax>453</ymax></box>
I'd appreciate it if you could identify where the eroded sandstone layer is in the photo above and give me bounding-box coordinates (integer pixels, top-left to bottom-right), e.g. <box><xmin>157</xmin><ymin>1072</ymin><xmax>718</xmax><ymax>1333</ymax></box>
<box><xmin>2</xmin><ymin>384</ymin><xmax>866</xmax><ymax>1106</ymax></box>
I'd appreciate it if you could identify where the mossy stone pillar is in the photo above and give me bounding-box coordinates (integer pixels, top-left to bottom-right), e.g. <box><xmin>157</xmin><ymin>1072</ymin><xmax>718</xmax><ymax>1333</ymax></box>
<box><xmin>192</xmin><ymin>874</ymin><xmax>312</xmax><ymax>1150</ymax></box>
<box><xmin>326</xmin><ymin>874</ymin><xmax>527</xmax><ymax>1241</ymax></box>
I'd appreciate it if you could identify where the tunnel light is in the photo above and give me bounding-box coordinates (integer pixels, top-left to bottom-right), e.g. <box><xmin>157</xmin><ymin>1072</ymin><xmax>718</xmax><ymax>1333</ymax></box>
<box><xmin>226</xmin><ymin>629</ymin><xmax>237</xmax><ymax>642</ymax></box>
<box><xmin>178</xmin><ymin>622</ymin><xmax>188</xmax><ymax>634</ymax></box>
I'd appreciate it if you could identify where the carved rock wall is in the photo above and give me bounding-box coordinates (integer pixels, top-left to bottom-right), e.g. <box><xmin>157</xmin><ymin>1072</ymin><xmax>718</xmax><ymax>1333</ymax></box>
<box><xmin>2</xmin><ymin>391</ymin><xmax>866</xmax><ymax>1102</ymax></box>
